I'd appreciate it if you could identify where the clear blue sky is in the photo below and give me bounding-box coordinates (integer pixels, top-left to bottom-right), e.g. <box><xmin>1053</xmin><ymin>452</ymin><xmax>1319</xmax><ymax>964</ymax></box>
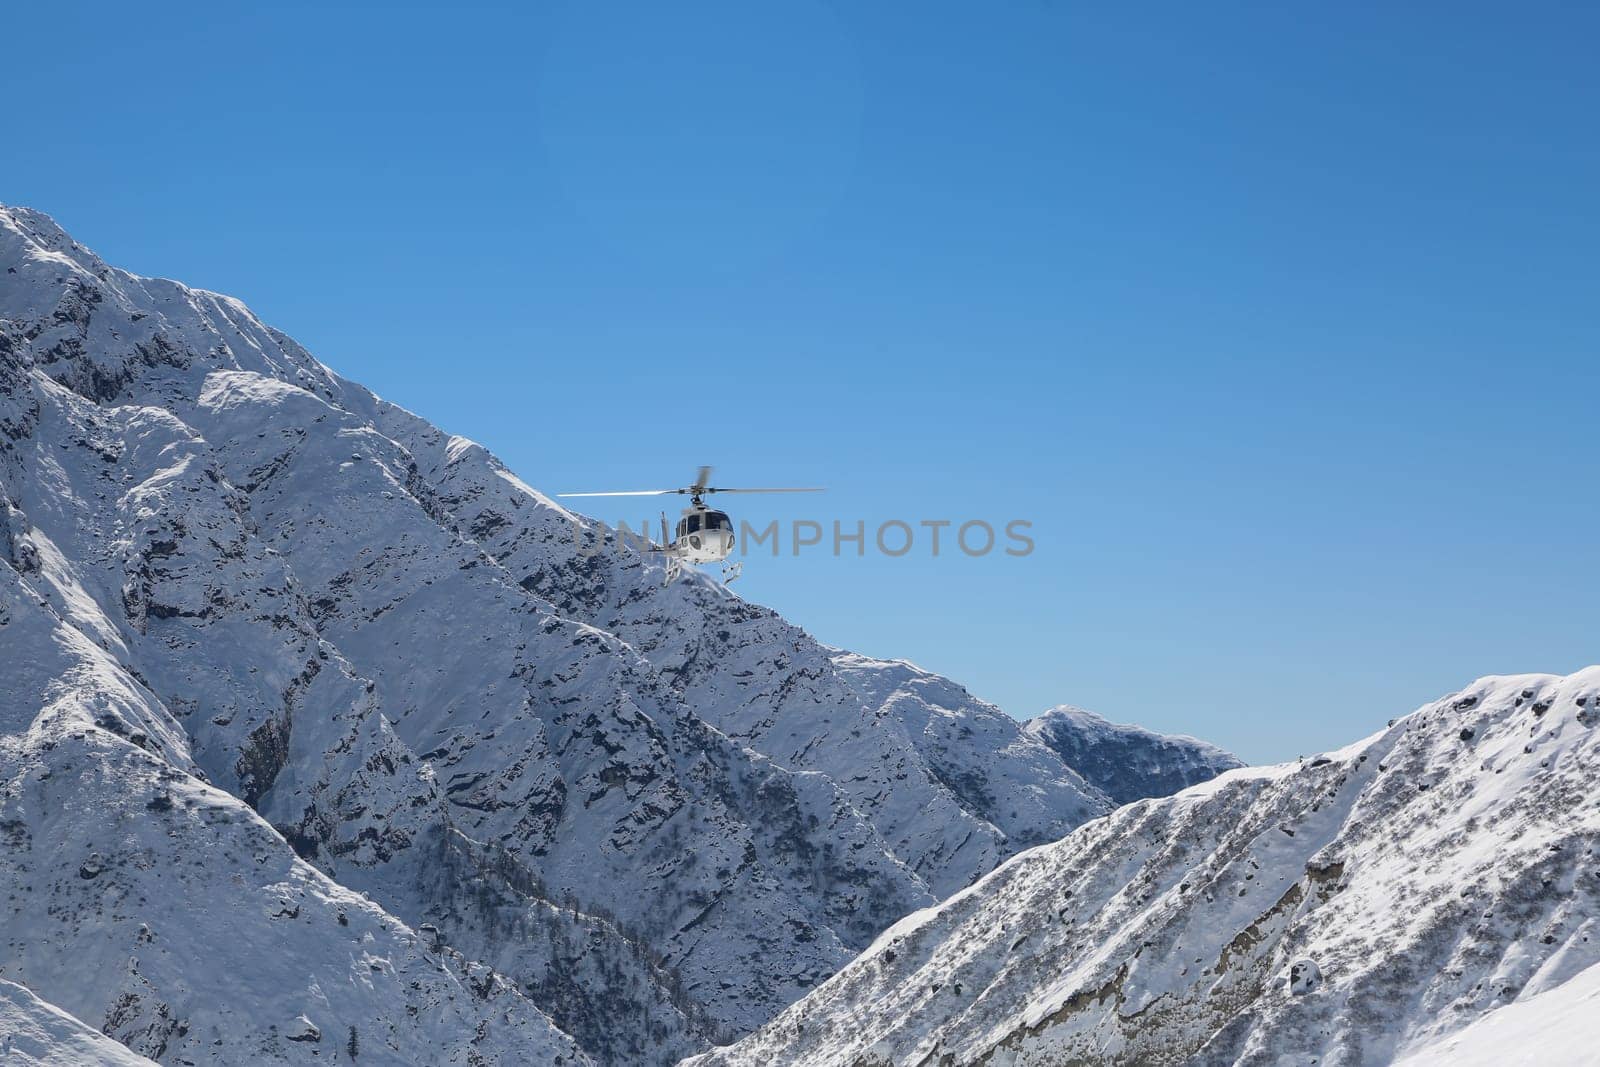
<box><xmin>4</xmin><ymin>2</ymin><xmax>1596</xmax><ymax>763</ymax></box>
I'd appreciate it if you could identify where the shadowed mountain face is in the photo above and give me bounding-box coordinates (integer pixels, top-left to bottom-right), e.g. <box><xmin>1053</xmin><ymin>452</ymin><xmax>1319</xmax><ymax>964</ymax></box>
<box><xmin>689</xmin><ymin>668</ymin><xmax>1600</xmax><ymax>1067</ymax></box>
<box><xmin>1026</xmin><ymin>705</ymin><xmax>1243</xmax><ymax>805</ymax></box>
<box><xmin>0</xmin><ymin>205</ymin><xmax>1239</xmax><ymax>1064</ymax></box>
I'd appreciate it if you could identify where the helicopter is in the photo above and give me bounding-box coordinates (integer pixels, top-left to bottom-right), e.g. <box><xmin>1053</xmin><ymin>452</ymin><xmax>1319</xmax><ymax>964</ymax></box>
<box><xmin>558</xmin><ymin>466</ymin><xmax>822</xmax><ymax>585</ymax></box>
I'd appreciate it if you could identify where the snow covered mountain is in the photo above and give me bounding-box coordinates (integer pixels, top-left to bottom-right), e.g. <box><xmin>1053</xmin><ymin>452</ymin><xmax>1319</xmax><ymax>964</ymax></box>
<box><xmin>689</xmin><ymin>668</ymin><xmax>1600</xmax><ymax>1066</ymax></box>
<box><xmin>0</xmin><ymin>204</ymin><xmax>1236</xmax><ymax>1065</ymax></box>
<box><xmin>1026</xmin><ymin>705</ymin><xmax>1242</xmax><ymax>806</ymax></box>
<box><xmin>0</xmin><ymin>552</ymin><xmax>588</xmax><ymax>1065</ymax></box>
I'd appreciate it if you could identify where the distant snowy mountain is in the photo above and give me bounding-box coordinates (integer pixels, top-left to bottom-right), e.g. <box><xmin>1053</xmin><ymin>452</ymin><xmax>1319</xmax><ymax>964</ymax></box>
<box><xmin>689</xmin><ymin>668</ymin><xmax>1600</xmax><ymax>1066</ymax></box>
<box><xmin>0</xmin><ymin>204</ymin><xmax>1236</xmax><ymax>1065</ymax></box>
<box><xmin>1026</xmin><ymin>705</ymin><xmax>1242</xmax><ymax>805</ymax></box>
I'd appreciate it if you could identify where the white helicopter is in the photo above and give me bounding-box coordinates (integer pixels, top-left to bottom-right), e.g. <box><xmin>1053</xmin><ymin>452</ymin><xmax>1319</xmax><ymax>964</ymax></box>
<box><xmin>559</xmin><ymin>466</ymin><xmax>822</xmax><ymax>585</ymax></box>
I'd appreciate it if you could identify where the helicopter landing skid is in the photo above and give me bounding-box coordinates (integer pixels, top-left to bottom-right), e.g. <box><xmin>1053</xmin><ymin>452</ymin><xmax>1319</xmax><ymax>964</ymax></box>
<box><xmin>721</xmin><ymin>561</ymin><xmax>743</xmax><ymax>585</ymax></box>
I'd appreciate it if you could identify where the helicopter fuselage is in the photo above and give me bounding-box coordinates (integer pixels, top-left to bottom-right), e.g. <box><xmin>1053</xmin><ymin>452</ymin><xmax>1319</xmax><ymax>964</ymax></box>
<box><xmin>669</xmin><ymin>503</ymin><xmax>735</xmax><ymax>563</ymax></box>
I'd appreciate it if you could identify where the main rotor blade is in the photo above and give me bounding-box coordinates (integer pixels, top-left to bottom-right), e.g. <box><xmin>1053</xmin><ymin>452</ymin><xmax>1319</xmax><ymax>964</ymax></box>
<box><xmin>557</xmin><ymin>489</ymin><xmax>682</xmax><ymax>497</ymax></box>
<box><xmin>694</xmin><ymin>465</ymin><xmax>714</xmax><ymax>492</ymax></box>
<box><xmin>703</xmin><ymin>487</ymin><xmax>825</xmax><ymax>495</ymax></box>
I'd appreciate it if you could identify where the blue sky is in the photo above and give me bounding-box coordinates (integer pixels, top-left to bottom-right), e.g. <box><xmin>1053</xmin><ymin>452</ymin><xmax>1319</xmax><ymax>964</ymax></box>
<box><xmin>4</xmin><ymin>2</ymin><xmax>1596</xmax><ymax>763</ymax></box>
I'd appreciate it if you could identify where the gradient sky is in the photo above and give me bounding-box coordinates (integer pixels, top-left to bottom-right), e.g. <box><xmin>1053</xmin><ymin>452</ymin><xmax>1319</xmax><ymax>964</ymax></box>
<box><xmin>4</xmin><ymin>2</ymin><xmax>1596</xmax><ymax>763</ymax></box>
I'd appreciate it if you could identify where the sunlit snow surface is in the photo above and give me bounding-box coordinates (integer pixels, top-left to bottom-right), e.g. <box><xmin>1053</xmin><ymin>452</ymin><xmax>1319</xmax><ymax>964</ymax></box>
<box><xmin>0</xmin><ymin>981</ymin><xmax>159</xmax><ymax>1066</ymax></box>
<box><xmin>1392</xmin><ymin>958</ymin><xmax>1600</xmax><ymax>1066</ymax></box>
<box><xmin>689</xmin><ymin>669</ymin><xmax>1600</xmax><ymax>1066</ymax></box>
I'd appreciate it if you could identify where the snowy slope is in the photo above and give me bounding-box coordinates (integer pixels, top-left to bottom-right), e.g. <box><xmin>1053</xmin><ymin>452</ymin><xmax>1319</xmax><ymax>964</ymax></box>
<box><xmin>688</xmin><ymin>668</ymin><xmax>1600</xmax><ymax>1066</ymax></box>
<box><xmin>1026</xmin><ymin>705</ymin><xmax>1243</xmax><ymax>805</ymax></box>
<box><xmin>0</xmin><ymin>203</ymin><xmax>1235</xmax><ymax>1065</ymax></box>
<box><xmin>823</xmin><ymin>654</ymin><xmax>1111</xmax><ymax>896</ymax></box>
<box><xmin>0</xmin><ymin>558</ymin><xmax>588</xmax><ymax>1065</ymax></box>
<box><xmin>1390</xmin><ymin>958</ymin><xmax>1600</xmax><ymax>1066</ymax></box>
<box><xmin>0</xmin><ymin>981</ymin><xmax>159</xmax><ymax>1066</ymax></box>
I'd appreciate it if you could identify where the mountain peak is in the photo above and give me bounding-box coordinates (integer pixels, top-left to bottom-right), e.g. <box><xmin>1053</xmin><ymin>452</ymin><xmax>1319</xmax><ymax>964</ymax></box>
<box><xmin>1026</xmin><ymin>702</ymin><xmax>1243</xmax><ymax>805</ymax></box>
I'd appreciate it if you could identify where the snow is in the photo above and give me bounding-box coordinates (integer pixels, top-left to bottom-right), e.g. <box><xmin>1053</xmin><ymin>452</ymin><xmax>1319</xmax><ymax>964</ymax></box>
<box><xmin>195</xmin><ymin>368</ymin><xmax>319</xmax><ymax>412</ymax></box>
<box><xmin>1392</xmin><ymin>959</ymin><xmax>1600</xmax><ymax>1066</ymax></box>
<box><xmin>0</xmin><ymin>981</ymin><xmax>158</xmax><ymax>1066</ymax></box>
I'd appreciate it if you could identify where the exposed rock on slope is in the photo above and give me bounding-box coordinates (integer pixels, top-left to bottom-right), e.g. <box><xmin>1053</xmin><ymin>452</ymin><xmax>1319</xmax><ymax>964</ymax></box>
<box><xmin>1026</xmin><ymin>704</ymin><xmax>1243</xmax><ymax>805</ymax></box>
<box><xmin>688</xmin><ymin>668</ymin><xmax>1600</xmax><ymax>1066</ymax></box>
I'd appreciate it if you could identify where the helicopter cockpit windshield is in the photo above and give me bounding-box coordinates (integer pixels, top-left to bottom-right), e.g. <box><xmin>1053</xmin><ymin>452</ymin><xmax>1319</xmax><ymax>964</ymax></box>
<box><xmin>678</xmin><ymin>510</ymin><xmax>732</xmax><ymax>539</ymax></box>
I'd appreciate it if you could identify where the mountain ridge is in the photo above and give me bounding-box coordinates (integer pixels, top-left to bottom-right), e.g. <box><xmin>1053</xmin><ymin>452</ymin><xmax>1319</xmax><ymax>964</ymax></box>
<box><xmin>687</xmin><ymin>667</ymin><xmax>1600</xmax><ymax>1066</ymax></box>
<box><xmin>0</xmin><ymin>202</ymin><xmax>1240</xmax><ymax>1065</ymax></box>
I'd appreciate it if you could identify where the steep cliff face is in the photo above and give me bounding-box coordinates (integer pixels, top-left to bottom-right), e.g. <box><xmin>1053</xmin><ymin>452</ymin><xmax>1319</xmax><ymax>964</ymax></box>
<box><xmin>690</xmin><ymin>668</ymin><xmax>1600</xmax><ymax>1067</ymax></box>
<box><xmin>0</xmin><ymin>203</ymin><xmax>1237</xmax><ymax>1065</ymax></box>
<box><xmin>1026</xmin><ymin>704</ymin><xmax>1243</xmax><ymax>805</ymax></box>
